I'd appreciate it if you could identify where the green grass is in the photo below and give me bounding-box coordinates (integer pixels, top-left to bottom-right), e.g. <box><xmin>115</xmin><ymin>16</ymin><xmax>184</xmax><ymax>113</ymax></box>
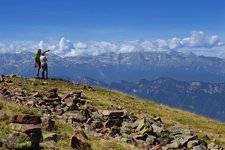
<box><xmin>0</xmin><ymin>76</ymin><xmax>224</xmax><ymax>149</ymax></box>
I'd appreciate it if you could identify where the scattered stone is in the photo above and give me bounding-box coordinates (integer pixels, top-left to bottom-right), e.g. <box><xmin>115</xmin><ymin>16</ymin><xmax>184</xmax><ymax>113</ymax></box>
<box><xmin>11</xmin><ymin>114</ymin><xmax>42</xmax><ymax>124</ymax></box>
<box><xmin>70</xmin><ymin>130</ymin><xmax>92</xmax><ymax>150</ymax></box>
<box><xmin>41</xmin><ymin>117</ymin><xmax>55</xmax><ymax>131</ymax></box>
<box><xmin>0</xmin><ymin>76</ymin><xmax>223</xmax><ymax>150</ymax></box>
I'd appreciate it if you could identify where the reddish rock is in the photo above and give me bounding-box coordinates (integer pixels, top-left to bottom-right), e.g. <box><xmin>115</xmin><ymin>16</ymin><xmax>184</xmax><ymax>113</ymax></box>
<box><xmin>26</xmin><ymin>100</ymin><xmax>36</xmax><ymax>107</ymax></box>
<box><xmin>9</xmin><ymin>123</ymin><xmax>41</xmax><ymax>133</ymax></box>
<box><xmin>102</xmin><ymin>110</ymin><xmax>125</xmax><ymax>118</ymax></box>
<box><xmin>70</xmin><ymin>90</ymin><xmax>82</xmax><ymax>97</ymax></box>
<box><xmin>62</xmin><ymin>93</ymin><xmax>71</xmax><ymax>101</ymax></box>
<box><xmin>64</xmin><ymin>97</ymin><xmax>74</xmax><ymax>104</ymax></box>
<box><xmin>70</xmin><ymin>130</ymin><xmax>91</xmax><ymax>150</ymax></box>
<box><xmin>11</xmin><ymin>114</ymin><xmax>42</xmax><ymax>124</ymax></box>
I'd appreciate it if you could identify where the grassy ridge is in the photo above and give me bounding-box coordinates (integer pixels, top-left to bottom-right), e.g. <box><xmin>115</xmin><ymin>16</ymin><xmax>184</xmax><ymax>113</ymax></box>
<box><xmin>0</xmin><ymin>77</ymin><xmax>224</xmax><ymax>149</ymax></box>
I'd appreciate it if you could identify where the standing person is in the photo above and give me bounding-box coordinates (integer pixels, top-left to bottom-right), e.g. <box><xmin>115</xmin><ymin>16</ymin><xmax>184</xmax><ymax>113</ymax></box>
<box><xmin>34</xmin><ymin>49</ymin><xmax>42</xmax><ymax>78</ymax></box>
<box><xmin>40</xmin><ymin>50</ymin><xmax>50</xmax><ymax>79</ymax></box>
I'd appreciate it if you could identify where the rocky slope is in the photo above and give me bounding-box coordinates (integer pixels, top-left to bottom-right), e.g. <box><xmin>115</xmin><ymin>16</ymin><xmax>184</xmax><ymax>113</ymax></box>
<box><xmin>0</xmin><ymin>75</ymin><xmax>224</xmax><ymax>149</ymax></box>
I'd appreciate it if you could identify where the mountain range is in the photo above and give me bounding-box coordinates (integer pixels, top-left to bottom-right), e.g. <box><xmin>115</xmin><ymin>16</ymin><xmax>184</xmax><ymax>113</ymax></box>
<box><xmin>80</xmin><ymin>77</ymin><xmax>225</xmax><ymax>121</ymax></box>
<box><xmin>1</xmin><ymin>51</ymin><xmax>225</xmax><ymax>83</ymax></box>
<box><xmin>1</xmin><ymin>51</ymin><xmax>225</xmax><ymax>121</ymax></box>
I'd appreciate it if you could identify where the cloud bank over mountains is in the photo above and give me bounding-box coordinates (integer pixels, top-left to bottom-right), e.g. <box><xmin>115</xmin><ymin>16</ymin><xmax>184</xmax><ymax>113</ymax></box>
<box><xmin>0</xmin><ymin>31</ymin><xmax>224</xmax><ymax>57</ymax></box>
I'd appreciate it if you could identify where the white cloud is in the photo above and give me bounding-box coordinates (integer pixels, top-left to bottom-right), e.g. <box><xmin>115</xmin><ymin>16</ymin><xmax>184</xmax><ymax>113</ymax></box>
<box><xmin>0</xmin><ymin>31</ymin><xmax>224</xmax><ymax>57</ymax></box>
<box><xmin>181</xmin><ymin>31</ymin><xmax>221</xmax><ymax>48</ymax></box>
<box><xmin>75</xmin><ymin>42</ymin><xmax>88</xmax><ymax>49</ymax></box>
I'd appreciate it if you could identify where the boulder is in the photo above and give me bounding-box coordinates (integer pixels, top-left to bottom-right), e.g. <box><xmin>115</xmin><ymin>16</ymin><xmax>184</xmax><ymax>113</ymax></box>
<box><xmin>11</xmin><ymin>114</ymin><xmax>42</xmax><ymax>124</ymax></box>
<box><xmin>9</xmin><ymin>123</ymin><xmax>41</xmax><ymax>133</ymax></box>
<box><xmin>4</xmin><ymin>133</ymin><xmax>33</xmax><ymax>149</ymax></box>
<box><xmin>70</xmin><ymin>130</ymin><xmax>92</xmax><ymax>150</ymax></box>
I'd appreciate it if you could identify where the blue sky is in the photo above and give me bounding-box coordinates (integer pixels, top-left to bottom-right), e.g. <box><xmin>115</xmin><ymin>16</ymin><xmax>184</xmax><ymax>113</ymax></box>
<box><xmin>0</xmin><ymin>0</ymin><xmax>224</xmax><ymax>41</ymax></box>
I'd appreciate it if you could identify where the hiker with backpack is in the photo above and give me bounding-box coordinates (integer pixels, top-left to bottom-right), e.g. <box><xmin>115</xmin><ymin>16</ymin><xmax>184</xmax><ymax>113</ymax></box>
<box><xmin>34</xmin><ymin>49</ymin><xmax>50</xmax><ymax>79</ymax></box>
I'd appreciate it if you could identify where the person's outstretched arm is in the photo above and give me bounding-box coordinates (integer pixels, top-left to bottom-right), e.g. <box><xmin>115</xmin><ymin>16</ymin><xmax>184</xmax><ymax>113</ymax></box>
<box><xmin>42</xmin><ymin>50</ymin><xmax>50</xmax><ymax>55</ymax></box>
